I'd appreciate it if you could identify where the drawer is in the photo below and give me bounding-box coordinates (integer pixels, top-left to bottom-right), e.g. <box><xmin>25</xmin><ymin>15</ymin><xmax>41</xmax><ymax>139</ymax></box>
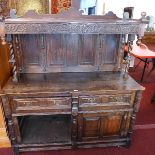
<box><xmin>11</xmin><ymin>97</ymin><xmax>71</xmax><ymax>113</ymax></box>
<box><xmin>79</xmin><ymin>94</ymin><xmax>131</xmax><ymax>106</ymax></box>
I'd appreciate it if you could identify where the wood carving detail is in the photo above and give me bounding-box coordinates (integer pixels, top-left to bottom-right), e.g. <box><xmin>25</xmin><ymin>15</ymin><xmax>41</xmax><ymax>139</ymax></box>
<box><xmin>11</xmin><ymin>35</ymin><xmax>21</xmax><ymax>82</ymax></box>
<box><xmin>5</xmin><ymin>23</ymin><xmax>142</xmax><ymax>35</ymax></box>
<box><xmin>109</xmin><ymin>96</ymin><xmax>130</xmax><ymax>103</ymax></box>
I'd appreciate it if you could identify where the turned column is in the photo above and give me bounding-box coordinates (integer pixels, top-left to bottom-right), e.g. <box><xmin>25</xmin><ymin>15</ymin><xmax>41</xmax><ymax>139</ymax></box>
<box><xmin>1</xmin><ymin>95</ymin><xmax>19</xmax><ymax>155</ymax></box>
<box><xmin>71</xmin><ymin>91</ymin><xmax>79</xmax><ymax>148</ymax></box>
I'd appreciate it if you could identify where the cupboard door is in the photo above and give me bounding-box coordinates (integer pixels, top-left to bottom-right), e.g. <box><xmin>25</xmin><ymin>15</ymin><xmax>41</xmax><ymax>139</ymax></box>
<box><xmin>78</xmin><ymin>112</ymin><xmax>131</xmax><ymax>141</ymax></box>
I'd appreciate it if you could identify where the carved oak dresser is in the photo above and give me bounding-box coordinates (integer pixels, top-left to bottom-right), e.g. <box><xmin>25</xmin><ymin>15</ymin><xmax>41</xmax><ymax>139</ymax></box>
<box><xmin>0</xmin><ymin>8</ymin><xmax>147</xmax><ymax>155</ymax></box>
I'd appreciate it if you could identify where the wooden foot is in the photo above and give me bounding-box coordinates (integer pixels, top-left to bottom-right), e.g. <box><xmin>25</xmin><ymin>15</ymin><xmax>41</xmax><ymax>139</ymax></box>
<box><xmin>13</xmin><ymin>146</ymin><xmax>19</xmax><ymax>155</ymax></box>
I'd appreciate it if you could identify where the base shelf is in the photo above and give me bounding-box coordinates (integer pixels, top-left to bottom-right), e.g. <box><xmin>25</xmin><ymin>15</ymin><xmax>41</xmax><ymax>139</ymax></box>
<box><xmin>19</xmin><ymin>115</ymin><xmax>71</xmax><ymax>144</ymax></box>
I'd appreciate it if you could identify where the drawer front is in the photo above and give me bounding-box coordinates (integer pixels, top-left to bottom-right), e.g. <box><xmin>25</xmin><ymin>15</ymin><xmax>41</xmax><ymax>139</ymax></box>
<box><xmin>79</xmin><ymin>94</ymin><xmax>131</xmax><ymax>108</ymax></box>
<box><xmin>79</xmin><ymin>94</ymin><xmax>131</xmax><ymax>104</ymax></box>
<box><xmin>11</xmin><ymin>97</ymin><xmax>71</xmax><ymax>113</ymax></box>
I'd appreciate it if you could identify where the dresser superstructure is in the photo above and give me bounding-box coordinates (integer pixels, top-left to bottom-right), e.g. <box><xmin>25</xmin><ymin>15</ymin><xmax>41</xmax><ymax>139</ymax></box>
<box><xmin>0</xmin><ymin>8</ymin><xmax>147</xmax><ymax>155</ymax></box>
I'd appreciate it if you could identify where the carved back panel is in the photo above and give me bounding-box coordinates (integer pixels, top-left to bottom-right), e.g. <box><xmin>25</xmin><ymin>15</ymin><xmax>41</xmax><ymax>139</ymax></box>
<box><xmin>16</xmin><ymin>34</ymin><xmax>121</xmax><ymax>73</ymax></box>
<box><xmin>3</xmin><ymin>7</ymin><xmax>147</xmax><ymax>76</ymax></box>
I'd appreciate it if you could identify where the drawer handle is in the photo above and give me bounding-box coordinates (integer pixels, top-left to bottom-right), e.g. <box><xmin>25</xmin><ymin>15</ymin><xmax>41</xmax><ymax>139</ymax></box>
<box><xmin>109</xmin><ymin>96</ymin><xmax>124</xmax><ymax>102</ymax></box>
<box><xmin>87</xmin><ymin>98</ymin><xmax>96</xmax><ymax>103</ymax></box>
<box><xmin>23</xmin><ymin>102</ymin><xmax>32</xmax><ymax>105</ymax></box>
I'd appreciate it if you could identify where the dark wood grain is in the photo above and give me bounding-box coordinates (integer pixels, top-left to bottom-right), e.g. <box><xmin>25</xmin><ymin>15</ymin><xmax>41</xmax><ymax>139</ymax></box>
<box><xmin>13</xmin><ymin>34</ymin><xmax>121</xmax><ymax>74</ymax></box>
<box><xmin>0</xmin><ymin>5</ymin><xmax>146</xmax><ymax>155</ymax></box>
<box><xmin>2</xmin><ymin>72</ymin><xmax>144</xmax><ymax>93</ymax></box>
<box><xmin>0</xmin><ymin>40</ymin><xmax>10</xmax><ymax>89</ymax></box>
<box><xmin>1</xmin><ymin>72</ymin><xmax>144</xmax><ymax>154</ymax></box>
<box><xmin>19</xmin><ymin>115</ymin><xmax>71</xmax><ymax>144</ymax></box>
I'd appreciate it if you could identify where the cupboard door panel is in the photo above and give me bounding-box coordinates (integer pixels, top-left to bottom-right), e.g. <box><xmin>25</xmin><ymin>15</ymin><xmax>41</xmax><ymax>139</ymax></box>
<box><xmin>100</xmin><ymin>114</ymin><xmax>122</xmax><ymax>136</ymax></box>
<box><xmin>78</xmin><ymin>112</ymin><xmax>131</xmax><ymax>141</ymax></box>
<box><xmin>82</xmin><ymin>117</ymin><xmax>100</xmax><ymax>138</ymax></box>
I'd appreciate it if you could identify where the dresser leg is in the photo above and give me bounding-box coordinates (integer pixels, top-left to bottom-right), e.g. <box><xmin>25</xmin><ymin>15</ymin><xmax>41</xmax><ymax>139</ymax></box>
<box><xmin>13</xmin><ymin>146</ymin><xmax>19</xmax><ymax>155</ymax></box>
<box><xmin>125</xmin><ymin>137</ymin><xmax>131</xmax><ymax>148</ymax></box>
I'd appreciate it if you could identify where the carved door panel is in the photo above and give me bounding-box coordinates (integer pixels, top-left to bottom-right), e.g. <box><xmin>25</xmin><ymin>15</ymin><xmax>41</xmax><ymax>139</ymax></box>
<box><xmin>78</xmin><ymin>111</ymin><xmax>131</xmax><ymax>141</ymax></box>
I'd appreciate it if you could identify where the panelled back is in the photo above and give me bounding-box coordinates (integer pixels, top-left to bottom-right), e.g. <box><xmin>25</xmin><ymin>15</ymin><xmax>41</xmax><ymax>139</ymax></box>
<box><xmin>16</xmin><ymin>34</ymin><xmax>121</xmax><ymax>73</ymax></box>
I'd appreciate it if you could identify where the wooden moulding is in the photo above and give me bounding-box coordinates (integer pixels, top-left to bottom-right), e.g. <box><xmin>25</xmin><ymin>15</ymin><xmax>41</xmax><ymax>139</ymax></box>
<box><xmin>4</xmin><ymin>7</ymin><xmax>147</xmax><ymax>36</ymax></box>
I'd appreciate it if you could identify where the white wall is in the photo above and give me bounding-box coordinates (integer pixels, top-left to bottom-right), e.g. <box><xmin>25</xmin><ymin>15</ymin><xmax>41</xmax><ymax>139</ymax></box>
<box><xmin>80</xmin><ymin>0</ymin><xmax>155</xmax><ymax>28</ymax></box>
<box><xmin>80</xmin><ymin>0</ymin><xmax>97</xmax><ymax>14</ymax></box>
<box><xmin>103</xmin><ymin>0</ymin><xmax>155</xmax><ymax>19</ymax></box>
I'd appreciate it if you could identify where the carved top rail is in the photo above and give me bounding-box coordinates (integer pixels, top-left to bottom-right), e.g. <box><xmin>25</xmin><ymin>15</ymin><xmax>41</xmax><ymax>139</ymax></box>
<box><xmin>0</xmin><ymin>8</ymin><xmax>148</xmax><ymax>36</ymax></box>
<box><xmin>4</xmin><ymin>20</ymin><xmax>146</xmax><ymax>36</ymax></box>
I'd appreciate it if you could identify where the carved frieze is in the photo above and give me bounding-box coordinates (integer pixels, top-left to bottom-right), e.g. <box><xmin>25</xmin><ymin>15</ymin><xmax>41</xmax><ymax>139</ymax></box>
<box><xmin>2</xmin><ymin>7</ymin><xmax>147</xmax><ymax>36</ymax></box>
<box><xmin>5</xmin><ymin>22</ymin><xmax>145</xmax><ymax>35</ymax></box>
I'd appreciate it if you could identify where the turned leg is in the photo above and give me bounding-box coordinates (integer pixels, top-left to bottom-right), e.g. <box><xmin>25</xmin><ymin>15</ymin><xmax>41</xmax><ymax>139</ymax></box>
<box><xmin>1</xmin><ymin>96</ymin><xmax>19</xmax><ymax>155</ymax></box>
<box><xmin>71</xmin><ymin>92</ymin><xmax>79</xmax><ymax>148</ymax></box>
<box><xmin>13</xmin><ymin>146</ymin><xmax>19</xmax><ymax>155</ymax></box>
